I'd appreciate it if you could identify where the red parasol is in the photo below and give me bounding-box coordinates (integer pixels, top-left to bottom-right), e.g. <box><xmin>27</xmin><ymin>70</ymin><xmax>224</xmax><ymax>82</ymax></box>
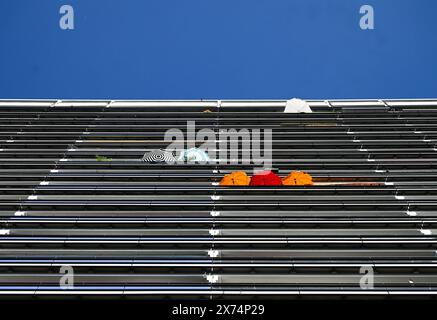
<box><xmin>249</xmin><ymin>170</ymin><xmax>282</xmax><ymax>186</ymax></box>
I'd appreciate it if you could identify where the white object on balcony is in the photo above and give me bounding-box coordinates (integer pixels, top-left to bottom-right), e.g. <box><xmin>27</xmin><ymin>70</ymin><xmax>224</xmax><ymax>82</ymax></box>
<box><xmin>284</xmin><ymin>98</ymin><xmax>312</xmax><ymax>113</ymax></box>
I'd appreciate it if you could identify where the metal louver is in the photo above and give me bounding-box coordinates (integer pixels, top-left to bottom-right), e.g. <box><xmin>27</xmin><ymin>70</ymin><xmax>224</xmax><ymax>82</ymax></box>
<box><xmin>0</xmin><ymin>98</ymin><xmax>436</xmax><ymax>298</ymax></box>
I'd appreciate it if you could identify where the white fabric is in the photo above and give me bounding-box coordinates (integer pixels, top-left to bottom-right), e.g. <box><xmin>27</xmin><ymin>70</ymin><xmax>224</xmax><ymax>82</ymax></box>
<box><xmin>178</xmin><ymin>148</ymin><xmax>210</xmax><ymax>162</ymax></box>
<box><xmin>284</xmin><ymin>98</ymin><xmax>312</xmax><ymax>113</ymax></box>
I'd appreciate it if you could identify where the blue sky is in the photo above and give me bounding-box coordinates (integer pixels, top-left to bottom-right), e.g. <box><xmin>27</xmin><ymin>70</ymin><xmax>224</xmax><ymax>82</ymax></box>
<box><xmin>0</xmin><ymin>0</ymin><xmax>436</xmax><ymax>99</ymax></box>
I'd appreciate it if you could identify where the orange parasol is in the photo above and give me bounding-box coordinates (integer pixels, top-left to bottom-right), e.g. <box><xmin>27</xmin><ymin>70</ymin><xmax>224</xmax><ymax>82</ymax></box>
<box><xmin>282</xmin><ymin>171</ymin><xmax>313</xmax><ymax>186</ymax></box>
<box><xmin>219</xmin><ymin>171</ymin><xmax>251</xmax><ymax>186</ymax></box>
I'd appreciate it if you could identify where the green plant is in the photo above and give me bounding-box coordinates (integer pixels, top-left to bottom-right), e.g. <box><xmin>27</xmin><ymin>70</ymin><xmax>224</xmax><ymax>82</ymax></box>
<box><xmin>95</xmin><ymin>155</ymin><xmax>112</xmax><ymax>162</ymax></box>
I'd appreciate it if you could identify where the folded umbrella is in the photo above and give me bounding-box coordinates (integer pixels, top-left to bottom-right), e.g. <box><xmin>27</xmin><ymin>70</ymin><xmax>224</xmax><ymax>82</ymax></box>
<box><xmin>282</xmin><ymin>171</ymin><xmax>313</xmax><ymax>185</ymax></box>
<box><xmin>249</xmin><ymin>170</ymin><xmax>282</xmax><ymax>186</ymax></box>
<box><xmin>219</xmin><ymin>171</ymin><xmax>251</xmax><ymax>186</ymax></box>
